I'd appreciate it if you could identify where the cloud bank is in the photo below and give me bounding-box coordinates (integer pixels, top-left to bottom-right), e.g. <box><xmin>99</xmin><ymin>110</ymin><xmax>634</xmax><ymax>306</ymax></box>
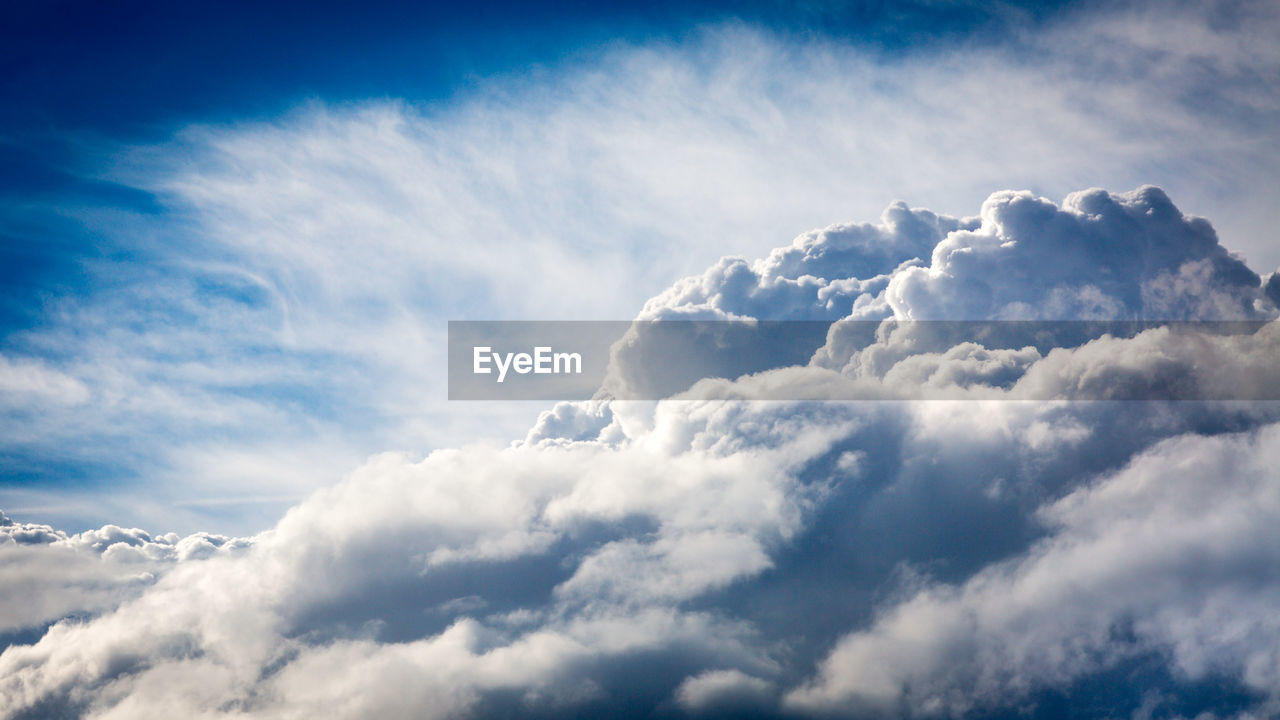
<box><xmin>4</xmin><ymin>183</ymin><xmax>1280</xmax><ymax>719</ymax></box>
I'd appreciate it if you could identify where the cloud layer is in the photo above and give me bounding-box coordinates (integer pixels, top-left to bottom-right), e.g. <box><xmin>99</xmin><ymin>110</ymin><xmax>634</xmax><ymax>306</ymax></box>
<box><xmin>4</xmin><ymin>183</ymin><xmax>1280</xmax><ymax>718</ymax></box>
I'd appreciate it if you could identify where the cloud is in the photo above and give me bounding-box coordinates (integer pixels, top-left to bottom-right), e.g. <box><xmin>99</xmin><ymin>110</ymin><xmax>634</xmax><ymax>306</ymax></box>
<box><xmin>0</xmin><ymin>510</ymin><xmax>249</xmax><ymax>637</ymax></box>
<box><xmin>885</xmin><ymin>187</ymin><xmax>1265</xmax><ymax>321</ymax></box>
<box><xmin>5</xmin><ymin>179</ymin><xmax>1280</xmax><ymax>718</ymax></box>
<box><xmin>604</xmin><ymin>186</ymin><xmax>1278</xmax><ymax>402</ymax></box>
<box><xmin>634</xmin><ymin>186</ymin><xmax>1270</xmax><ymax>326</ymax></box>
<box><xmin>0</xmin><ymin>403</ymin><xmax>843</xmax><ymax>718</ymax></box>
<box><xmin>675</xmin><ymin>668</ymin><xmax>776</xmax><ymax>714</ymax></box>
<box><xmin>786</xmin><ymin>422</ymin><xmax>1280</xmax><ymax>718</ymax></box>
<box><xmin>0</xmin><ymin>355</ymin><xmax>89</xmax><ymax>408</ymax></box>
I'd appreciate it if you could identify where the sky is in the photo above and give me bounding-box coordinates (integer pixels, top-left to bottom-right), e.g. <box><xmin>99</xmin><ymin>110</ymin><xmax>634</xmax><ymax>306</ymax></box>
<box><xmin>0</xmin><ymin>0</ymin><xmax>1119</xmax><ymax>533</ymax></box>
<box><xmin>2</xmin><ymin>1</ymin><xmax>1280</xmax><ymax>718</ymax></box>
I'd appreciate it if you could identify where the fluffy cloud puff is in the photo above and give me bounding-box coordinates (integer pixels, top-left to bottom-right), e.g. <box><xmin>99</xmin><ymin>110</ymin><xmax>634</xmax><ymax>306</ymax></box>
<box><xmin>0</xmin><ymin>511</ymin><xmax>249</xmax><ymax>642</ymax></box>
<box><xmin>638</xmin><ymin>186</ymin><xmax>1272</xmax><ymax>325</ymax></box>
<box><xmin>3</xmin><ymin>187</ymin><xmax>1280</xmax><ymax>719</ymax></box>
<box><xmin>609</xmin><ymin>187</ymin><xmax>1277</xmax><ymax>401</ymax></box>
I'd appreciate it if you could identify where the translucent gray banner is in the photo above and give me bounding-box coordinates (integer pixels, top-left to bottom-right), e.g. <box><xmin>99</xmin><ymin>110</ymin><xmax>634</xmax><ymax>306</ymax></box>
<box><xmin>447</xmin><ymin>320</ymin><xmax>1280</xmax><ymax>401</ymax></box>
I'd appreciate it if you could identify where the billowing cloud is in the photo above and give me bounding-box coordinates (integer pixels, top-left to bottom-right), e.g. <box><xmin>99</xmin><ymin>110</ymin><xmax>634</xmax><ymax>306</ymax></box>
<box><xmin>0</xmin><ymin>510</ymin><xmax>248</xmax><ymax>639</ymax></box>
<box><xmin>4</xmin><ymin>181</ymin><xmax>1280</xmax><ymax>719</ymax></box>
<box><xmin>607</xmin><ymin>186</ymin><xmax>1278</xmax><ymax>402</ymax></box>
<box><xmin>0</xmin><ymin>403</ymin><xmax>848</xmax><ymax>718</ymax></box>
<box><xmin>787</xmin><ymin>423</ymin><xmax>1280</xmax><ymax>718</ymax></box>
<box><xmin>636</xmin><ymin>186</ymin><xmax>1271</xmax><ymax>325</ymax></box>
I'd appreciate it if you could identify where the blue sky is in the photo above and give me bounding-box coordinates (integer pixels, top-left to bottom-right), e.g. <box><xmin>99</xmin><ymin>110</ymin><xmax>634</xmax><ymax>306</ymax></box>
<box><xmin>0</xmin><ymin>1</ymin><xmax>1065</xmax><ymax>150</ymax></box>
